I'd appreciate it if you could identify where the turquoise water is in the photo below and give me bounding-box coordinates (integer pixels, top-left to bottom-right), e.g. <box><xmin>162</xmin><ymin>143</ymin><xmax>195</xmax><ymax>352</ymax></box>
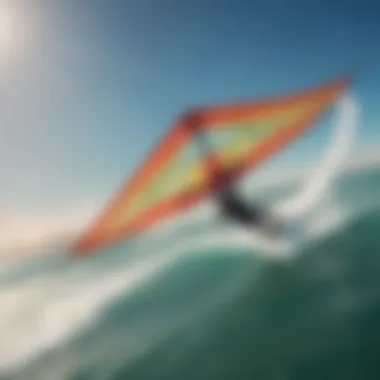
<box><xmin>2</xmin><ymin>168</ymin><xmax>380</xmax><ymax>380</ymax></box>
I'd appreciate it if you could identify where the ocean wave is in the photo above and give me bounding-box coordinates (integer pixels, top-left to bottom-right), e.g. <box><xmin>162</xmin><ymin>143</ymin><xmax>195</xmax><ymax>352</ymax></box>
<box><xmin>1</xmin><ymin>167</ymin><xmax>380</xmax><ymax>378</ymax></box>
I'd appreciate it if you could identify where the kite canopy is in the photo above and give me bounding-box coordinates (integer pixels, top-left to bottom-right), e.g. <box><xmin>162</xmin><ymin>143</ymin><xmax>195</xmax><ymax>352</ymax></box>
<box><xmin>73</xmin><ymin>76</ymin><xmax>350</xmax><ymax>256</ymax></box>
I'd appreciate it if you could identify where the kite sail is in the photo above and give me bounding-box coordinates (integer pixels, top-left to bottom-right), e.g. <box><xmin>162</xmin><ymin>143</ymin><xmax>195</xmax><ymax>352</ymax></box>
<box><xmin>73</xmin><ymin>76</ymin><xmax>350</xmax><ymax>256</ymax></box>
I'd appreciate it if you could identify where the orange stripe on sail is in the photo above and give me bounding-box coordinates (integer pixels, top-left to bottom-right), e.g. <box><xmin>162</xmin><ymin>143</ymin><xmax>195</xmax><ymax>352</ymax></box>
<box><xmin>196</xmin><ymin>76</ymin><xmax>350</xmax><ymax>129</ymax></box>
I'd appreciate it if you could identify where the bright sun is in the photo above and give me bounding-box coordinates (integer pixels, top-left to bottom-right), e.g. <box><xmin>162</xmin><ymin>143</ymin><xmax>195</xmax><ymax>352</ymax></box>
<box><xmin>0</xmin><ymin>9</ymin><xmax>14</xmax><ymax>50</ymax></box>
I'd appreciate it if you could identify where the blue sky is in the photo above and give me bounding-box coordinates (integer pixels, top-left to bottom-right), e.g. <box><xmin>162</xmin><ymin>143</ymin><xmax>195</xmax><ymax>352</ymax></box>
<box><xmin>1</xmin><ymin>0</ymin><xmax>380</xmax><ymax>215</ymax></box>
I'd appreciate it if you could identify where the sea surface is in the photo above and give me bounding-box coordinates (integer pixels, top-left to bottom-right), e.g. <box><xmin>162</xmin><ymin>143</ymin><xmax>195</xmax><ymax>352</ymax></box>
<box><xmin>1</xmin><ymin>167</ymin><xmax>380</xmax><ymax>380</ymax></box>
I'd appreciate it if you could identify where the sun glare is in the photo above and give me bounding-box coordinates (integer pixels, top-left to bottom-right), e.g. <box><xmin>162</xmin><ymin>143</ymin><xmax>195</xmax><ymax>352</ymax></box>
<box><xmin>0</xmin><ymin>8</ymin><xmax>14</xmax><ymax>49</ymax></box>
<box><xmin>0</xmin><ymin>2</ymin><xmax>26</xmax><ymax>68</ymax></box>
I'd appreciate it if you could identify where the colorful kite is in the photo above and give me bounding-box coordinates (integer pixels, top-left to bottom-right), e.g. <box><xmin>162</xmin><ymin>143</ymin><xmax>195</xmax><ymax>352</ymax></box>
<box><xmin>73</xmin><ymin>76</ymin><xmax>350</xmax><ymax>256</ymax></box>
